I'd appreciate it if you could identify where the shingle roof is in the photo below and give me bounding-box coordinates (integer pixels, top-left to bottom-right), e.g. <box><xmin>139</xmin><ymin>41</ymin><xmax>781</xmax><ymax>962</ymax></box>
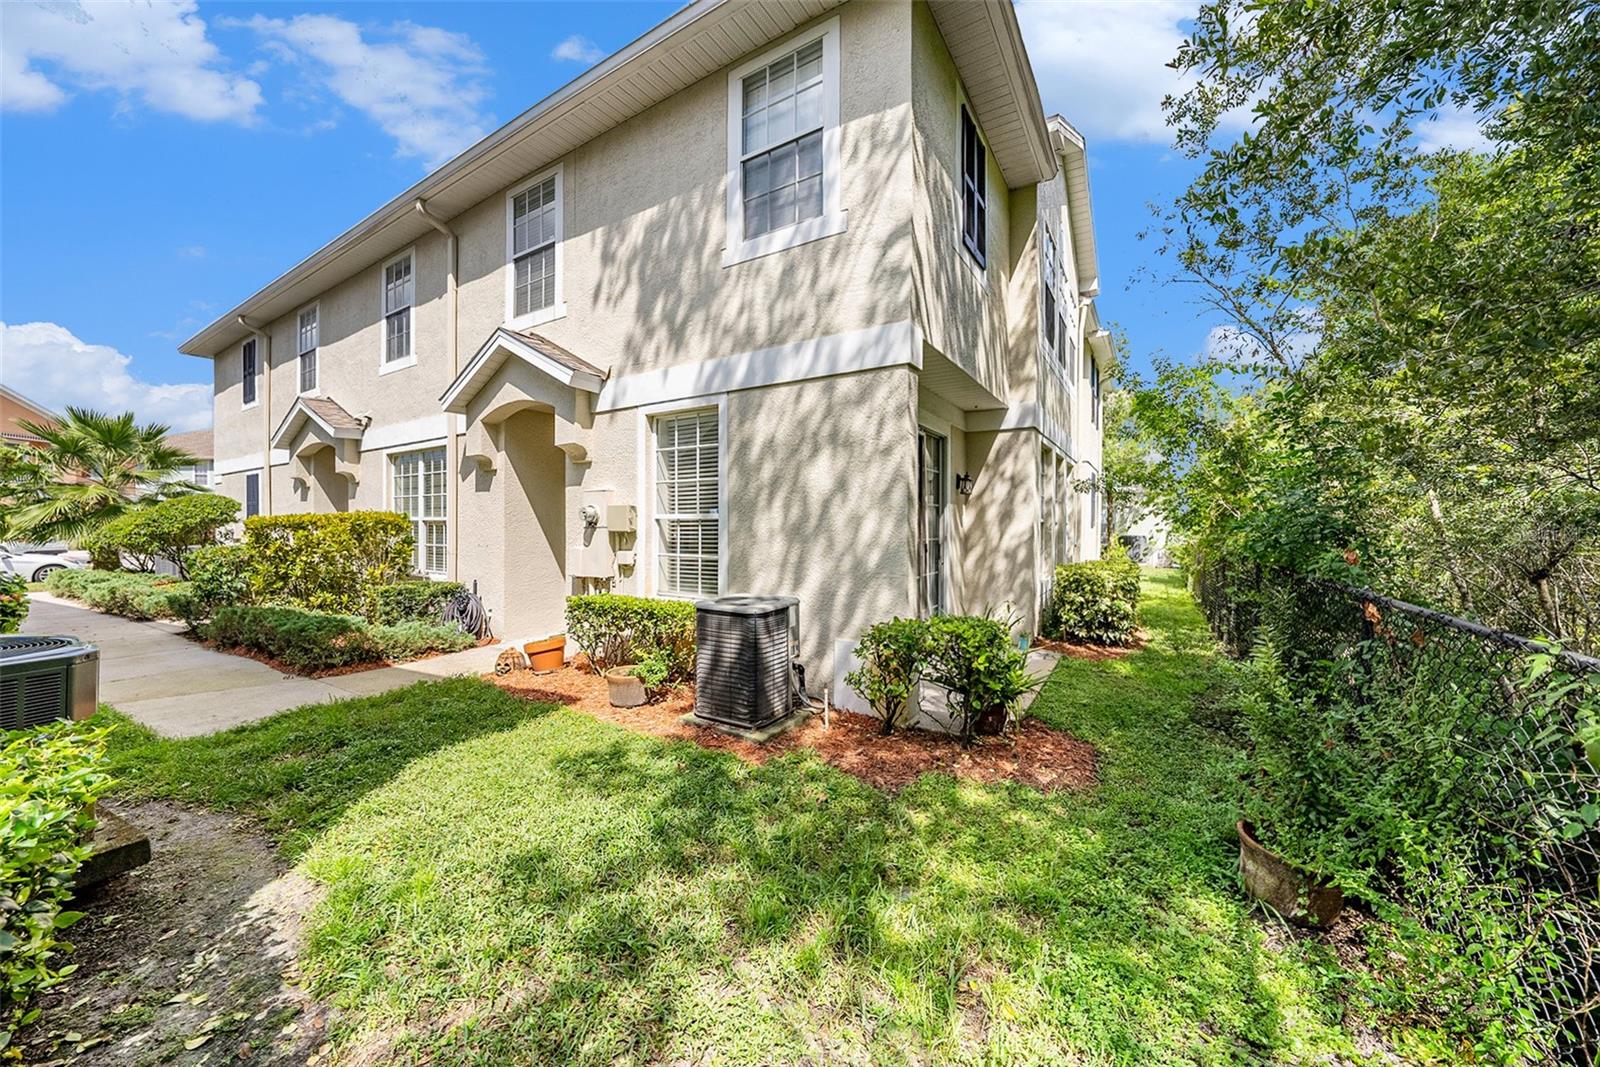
<box><xmin>163</xmin><ymin>428</ymin><xmax>213</xmax><ymax>459</ymax></box>
<box><xmin>518</xmin><ymin>331</ymin><xmax>606</xmax><ymax>378</ymax></box>
<box><xmin>299</xmin><ymin>396</ymin><xmax>365</xmax><ymax>432</ymax></box>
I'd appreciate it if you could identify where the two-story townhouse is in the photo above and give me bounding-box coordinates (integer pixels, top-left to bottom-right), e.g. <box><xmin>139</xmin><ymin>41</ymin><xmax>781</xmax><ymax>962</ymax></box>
<box><xmin>180</xmin><ymin>0</ymin><xmax>1112</xmax><ymax>683</ymax></box>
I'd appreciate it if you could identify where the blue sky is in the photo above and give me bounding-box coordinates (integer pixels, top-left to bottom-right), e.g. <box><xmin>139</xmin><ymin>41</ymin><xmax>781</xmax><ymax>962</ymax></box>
<box><xmin>1</xmin><ymin>0</ymin><xmax>1222</xmax><ymax>431</ymax></box>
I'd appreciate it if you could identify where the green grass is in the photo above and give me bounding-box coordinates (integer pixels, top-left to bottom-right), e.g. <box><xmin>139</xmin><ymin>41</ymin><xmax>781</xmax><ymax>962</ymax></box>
<box><xmin>98</xmin><ymin>573</ymin><xmax>1373</xmax><ymax>1065</ymax></box>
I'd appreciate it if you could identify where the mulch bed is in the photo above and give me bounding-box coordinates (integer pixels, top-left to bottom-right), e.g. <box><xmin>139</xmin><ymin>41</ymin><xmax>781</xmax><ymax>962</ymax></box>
<box><xmin>1031</xmin><ymin>631</ymin><xmax>1148</xmax><ymax>661</ymax></box>
<box><xmin>492</xmin><ymin>665</ymin><xmax>1097</xmax><ymax>794</ymax></box>
<box><xmin>196</xmin><ymin>636</ymin><xmax>498</xmax><ymax>679</ymax></box>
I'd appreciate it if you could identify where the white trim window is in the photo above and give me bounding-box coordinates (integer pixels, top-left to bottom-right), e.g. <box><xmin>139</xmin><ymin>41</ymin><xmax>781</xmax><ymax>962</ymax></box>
<box><xmin>1041</xmin><ymin>228</ymin><xmax>1059</xmax><ymax>367</ymax></box>
<box><xmin>960</xmin><ymin>104</ymin><xmax>988</xmax><ymax>267</ymax></box>
<box><xmin>918</xmin><ymin>428</ymin><xmax>948</xmax><ymax>616</ymax></box>
<box><xmin>244</xmin><ymin>471</ymin><xmax>261</xmax><ymax>518</ymax></box>
<box><xmin>241</xmin><ymin>338</ymin><xmax>258</xmax><ymax>407</ymax></box>
<box><xmin>506</xmin><ymin>169</ymin><xmax>563</xmax><ymax>326</ymax></box>
<box><xmin>297</xmin><ymin>305</ymin><xmax>319</xmax><ymax>394</ymax></box>
<box><xmin>724</xmin><ymin>18</ymin><xmax>843</xmax><ymax>266</ymax></box>
<box><xmin>382</xmin><ymin>251</ymin><xmax>414</xmax><ymax>367</ymax></box>
<box><xmin>1090</xmin><ymin>354</ymin><xmax>1101</xmax><ymax>427</ymax></box>
<box><xmin>653</xmin><ymin>409</ymin><xmax>720</xmax><ymax>597</ymax></box>
<box><xmin>392</xmin><ymin>447</ymin><xmax>447</xmax><ymax>576</ymax></box>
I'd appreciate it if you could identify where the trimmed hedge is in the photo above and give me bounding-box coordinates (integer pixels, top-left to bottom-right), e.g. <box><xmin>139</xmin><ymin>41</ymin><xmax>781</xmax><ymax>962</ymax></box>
<box><xmin>372</xmin><ymin>579</ymin><xmax>466</xmax><ymax>626</ymax></box>
<box><xmin>82</xmin><ymin>494</ymin><xmax>238</xmax><ymax>575</ymax></box>
<box><xmin>1</xmin><ymin>573</ymin><xmax>27</xmax><ymax>634</ymax></box>
<box><xmin>2</xmin><ymin>722</ymin><xmax>113</xmax><ymax>1034</ymax></box>
<box><xmin>1045</xmin><ymin>548</ymin><xmax>1141</xmax><ymax>645</ymax></box>
<box><xmin>204</xmin><ymin>605</ymin><xmax>472</xmax><ymax>673</ymax></box>
<box><xmin>178</xmin><ymin>543</ymin><xmax>254</xmax><ymax>627</ymax></box>
<box><xmin>565</xmin><ymin>594</ymin><xmax>696</xmax><ymax>677</ymax></box>
<box><xmin>243</xmin><ymin>512</ymin><xmax>414</xmax><ymax>617</ymax></box>
<box><xmin>45</xmin><ymin>569</ymin><xmax>192</xmax><ymax>621</ymax></box>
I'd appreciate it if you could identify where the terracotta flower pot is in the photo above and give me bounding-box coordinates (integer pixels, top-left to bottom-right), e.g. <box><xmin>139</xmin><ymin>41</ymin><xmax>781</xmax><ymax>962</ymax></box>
<box><xmin>523</xmin><ymin>634</ymin><xmax>565</xmax><ymax>673</ymax></box>
<box><xmin>1236</xmin><ymin>820</ymin><xmax>1344</xmax><ymax>926</ymax></box>
<box><xmin>604</xmin><ymin>666</ymin><xmax>646</xmax><ymax>708</ymax></box>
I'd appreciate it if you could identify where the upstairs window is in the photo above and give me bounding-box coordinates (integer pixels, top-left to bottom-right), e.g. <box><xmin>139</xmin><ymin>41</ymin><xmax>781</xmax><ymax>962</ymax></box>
<box><xmin>509</xmin><ymin>173</ymin><xmax>559</xmax><ymax>322</ymax></box>
<box><xmin>960</xmin><ymin>105</ymin><xmax>987</xmax><ymax>266</ymax></box>
<box><xmin>242</xmin><ymin>338</ymin><xmax>257</xmax><ymax>406</ymax></box>
<box><xmin>654</xmin><ymin>409</ymin><xmax>720</xmax><ymax>598</ymax></box>
<box><xmin>724</xmin><ymin>18</ymin><xmax>841</xmax><ymax>265</ymax></box>
<box><xmin>383</xmin><ymin>252</ymin><xmax>414</xmax><ymax>365</ymax></box>
<box><xmin>1090</xmin><ymin>355</ymin><xmax>1101</xmax><ymax>427</ymax></box>
<box><xmin>297</xmin><ymin>305</ymin><xmax>319</xmax><ymax>394</ymax></box>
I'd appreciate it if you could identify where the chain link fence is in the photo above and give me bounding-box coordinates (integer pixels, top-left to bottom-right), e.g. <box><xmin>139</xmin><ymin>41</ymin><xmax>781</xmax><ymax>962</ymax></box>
<box><xmin>1192</xmin><ymin>558</ymin><xmax>1600</xmax><ymax>1064</ymax></box>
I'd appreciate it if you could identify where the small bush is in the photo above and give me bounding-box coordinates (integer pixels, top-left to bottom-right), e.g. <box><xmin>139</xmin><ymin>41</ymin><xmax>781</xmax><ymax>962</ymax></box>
<box><xmin>2</xmin><ymin>721</ymin><xmax>113</xmax><ymax>1034</ymax></box>
<box><xmin>925</xmin><ymin>614</ymin><xmax>1036</xmax><ymax>744</ymax></box>
<box><xmin>565</xmin><ymin>595</ymin><xmax>696</xmax><ymax>676</ymax></box>
<box><xmin>369</xmin><ymin>620</ymin><xmax>475</xmax><ymax>660</ymax></box>
<box><xmin>847</xmin><ymin>617</ymin><xmax>932</xmax><ymax>734</ymax></box>
<box><xmin>1047</xmin><ymin>547</ymin><xmax>1141</xmax><ymax>645</ymax></box>
<box><xmin>244</xmin><ymin>512</ymin><xmax>414</xmax><ymax>617</ymax></box>
<box><xmin>1</xmin><ymin>573</ymin><xmax>27</xmax><ymax>634</ymax></box>
<box><xmin>45</xmin><ymin>569</ymin><xmax>190</xmax><ymax>620</ymax></box>
<box><xmin>372</xmin><ymin>579</ymin><xmax>466</xmax><ymax>626</ymax></box>
<box><xmin>83</xmin><ymin>494</ymin><xmax>238</xmax><ymax>575</ymax></box>
<box><xmin>205</xmin><ymin>605</ymin><xmax>380</xmax><ymax>673</ymax></box>
<box><xmin>179</xmin><ymin>543</ymin><xmax>254</xmax><ymax>626</ymax></box>
<box><xmin>631</xmin><ymin>649</ymin><xmax>671</xmax><ymax>695</ymax></box>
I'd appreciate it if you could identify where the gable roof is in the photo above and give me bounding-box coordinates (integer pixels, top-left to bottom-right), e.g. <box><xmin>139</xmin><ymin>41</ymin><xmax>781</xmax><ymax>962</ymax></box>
<box><xmin>441</xmin><ymin>328</ymin><xmax>606</xmax><ymax>414</ymax></box>
<box><xmin>163</xmin><ymin>428</ymin><xmax>214</xmax><ymax>460</ymax></box>
<box><xmin>180</xmin><ymin>0</ymin><xmax>1054</xmax><ymax>361</ymax></box>
<box><xmin>270</xmin><ymin>396</ymin><xmax>366</xmax><ymax>449</ymax></box>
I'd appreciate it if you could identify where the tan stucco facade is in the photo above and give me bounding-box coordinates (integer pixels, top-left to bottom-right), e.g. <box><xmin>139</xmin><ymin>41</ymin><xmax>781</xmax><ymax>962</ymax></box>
<box><xmin>201</xmin><ymin>0</ymin><xmax>1108</xmax><ymax>683</ymax></box>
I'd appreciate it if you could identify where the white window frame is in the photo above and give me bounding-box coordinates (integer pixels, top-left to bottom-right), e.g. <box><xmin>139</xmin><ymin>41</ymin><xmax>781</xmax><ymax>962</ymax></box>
<box><xmin>243</xmin><ymin>471</ymin><xmax>261</xmax><ymax>518</ymax></box>
<box><xmin>958</xmin><ymin>101</ymin><xmax>988</xmax><ymax>270</ymax></box>
<box><xmin>379</xmin><ymin>247</ymin><xmax>417</xmax><ymax>374</ymax></box>
<box><xmin>241</xmin><ymin>338</ymin><xmax>258</xmax><ymax>410</ymax></box>
<box><xmin>639</xmin><ymin>396</ymin><xmax>727</xmax><ymax>599</ymax></box>
<box><xmin>503</xmin><ymin>166</ymin><xmax>566</xmax><ymax>330</ymax></box>
<box><xmin>296</xmin><ymin>302</ymin><xmax>320</xmax><ymax>396</ymax></box>
<box><xmin>723</xmin><ymin>17</ymin><xmax>845</xmax><ymax>268</ymax></box>
<box><xmin>916</xmin><ymin>423</ymin><xmax>951</xmax><ymax>618</ymax></box>
<box><xmin>386</xmin><ymin>442</ymin><xmax>449</xmax><ymax>577</ymax></box>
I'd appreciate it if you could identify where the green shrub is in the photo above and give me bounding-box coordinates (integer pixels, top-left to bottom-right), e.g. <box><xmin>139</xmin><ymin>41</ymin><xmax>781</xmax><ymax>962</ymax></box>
<box><xmin>205</xmin><ymin>605</ymin><xmax>380</xmax><ymax>673</ymax></box>
<box><xmin>82</xmin><ymin>494</ymin><xmax>238</xmax><ymax>575</ymax></box>
<box><xmin>631</xmin><ymin>649</ymin><xmax>671</xmax><ymax>694</ymax></box>
<box><xmin>0</xmin><ymin>573</ymin><xmax>27</xmax><ymax>634</ymax></box>
<box><xmin>847</xmin><ymin>617</ymin><xmax>932</xmax><ymax>734</ymax></box>
<box><xmin>1048</xmin><ymin>546</ymin><xmax>1141</xmax><ymax>645</ymax></box>
<box><xmin>44</xmin><ymin>569</ymin><xmax>190</xmax><ymax>620</ymax></box>
<box><xmin>565</xmin><ymin>595</ymin><xmax>696</xmax><ymax>677</ymax></box>
<box><xmin>244</xmin><ymin>512</ymin><xmax>414</xmax><ymax>617</ymax></box>
<box><xmin>1</xmin><ymin>721</ymin><xmax>113</xmax><ymax>1034</ymax></box>
<box><xmin>372</xmin><ymin>579</ymin><xmax>466</xmax><ymax>626</ymax></box>
<box><xmin>179</xmin><ymin>543</ymin><xmax>254</xmax><ymax>627</ymax></box>
<box><xmin>925</xmin><ymin>614</ymin><xmax>1036</xmax><ymax>744</ymax></box>
<box><xmin>369</xmin><ymin>620</ymin><xmax>475</xmax><ymax>660</ymax></box>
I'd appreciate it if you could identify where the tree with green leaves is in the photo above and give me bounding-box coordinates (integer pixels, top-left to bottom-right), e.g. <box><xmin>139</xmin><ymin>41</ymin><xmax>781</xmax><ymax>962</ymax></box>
<box><xmin>10</xmin><ymin>409</ymin><xmax>197</xmax><ymax>546</ymax></box>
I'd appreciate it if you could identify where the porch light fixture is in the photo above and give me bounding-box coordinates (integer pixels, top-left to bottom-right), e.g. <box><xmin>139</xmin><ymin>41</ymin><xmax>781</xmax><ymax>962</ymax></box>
<box><xmin>956</xmin><ymin>473</ymin><xmax>975</xmax><ymax>497</ymax></box>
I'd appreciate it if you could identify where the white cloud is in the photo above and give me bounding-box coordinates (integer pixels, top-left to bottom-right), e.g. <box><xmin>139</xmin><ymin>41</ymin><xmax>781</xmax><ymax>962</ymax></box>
<box><xmin>1201</xmin><ymin>322</ymin><xmax>1319</xmax><ymax>368</ymax></box>
<box><xmin>234</xmin><ymin>14</ymin><xmax>493</xmax><ymax>168</ymax></box>
<box><xmin>178</xmin><ymin>244</ymin><xmax>207</xmax><ymax>259</ymax></box>
<box><xmin>1017</xmin><ymin>0</ymin><xmax>1201</xmax><ymax>144</ymax></box>
<box><xmin>0</xmin><ymin>0</ymin><xmax>261</xmax><ymax>122</ymax></box>
<box><xmin>551</xmin><ymin>35</ymin><xmax>605</xmax><ymax>65</ymax></box>
<box><xmin>1</xmin><ymin>321</ymin><xmax>210</xmax><ymax>431</ymax></box>
<box><xmin>1414</xmin><ymin>103</ymin><xmax>1493</xmax><ymax>154</ymax></box>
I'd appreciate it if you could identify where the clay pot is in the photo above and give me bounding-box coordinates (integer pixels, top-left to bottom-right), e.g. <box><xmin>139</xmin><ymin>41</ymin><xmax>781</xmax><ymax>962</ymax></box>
<box><xmin>973</xmin><ymin>704</ymin><xmax>1009</xmax><ymax>736</ymax></box>
<box><xmin>522</xmin><ymin>634</ymin><xmax>565</xmax><ymax>673</ymax></box>
<box><xmin>1236</xmin><ymin>820</ymin><xmax>1344</xmax><ymax>926</ymax></box>
<box><xmin>603</xmin><ymin>666</ymin><xmax>646</xmax><ymax>708</ymax></box>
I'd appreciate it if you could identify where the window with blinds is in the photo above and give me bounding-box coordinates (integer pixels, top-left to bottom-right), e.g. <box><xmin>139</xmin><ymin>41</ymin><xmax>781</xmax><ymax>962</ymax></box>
<box><xmin>297</xmin><ymin>306</ymin><xmax>318</xmax><ymax>393</ymax></box>
<box><xmin>740</xmin><ymin>38</ymin><xmax>825</xmax><ymax>239</ymax></box>
<box><xmin>511</xmin><ymin>176</ymin><xmax>557</xmax><ymax>318</ymax></box>
<box><xmin>383</xmin><ymin>253</ymin><xmax>413</xmax><ymax>364</ymax></box>
<box><xmin>654</xmin><ymin>410</ymin><xmax>719</xmax><ymax>597</ymax></box>
<box><xmin>393</xmin><ymin>447</ymin><xmax>447</xmax><ymax>575</ymax></box>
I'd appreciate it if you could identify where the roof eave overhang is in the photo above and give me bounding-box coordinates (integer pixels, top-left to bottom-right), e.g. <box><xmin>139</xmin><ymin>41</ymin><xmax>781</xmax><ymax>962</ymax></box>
<box><xmin>441</xmin><ymin>328</ymin><xmax>604</xmax><ymax>415</ymax></box>
<box><xmin>1049</xmin><ymin>116</ymin><xmax>1101</xmax><ymax>298</ymax></box>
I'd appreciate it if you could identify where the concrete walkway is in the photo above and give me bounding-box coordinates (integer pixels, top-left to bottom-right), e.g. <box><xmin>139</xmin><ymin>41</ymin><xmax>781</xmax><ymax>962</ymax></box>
<box><xmin>21</xmin><ymin>593</ymin><xmax>505</xmax><ymax>737</ymax></box>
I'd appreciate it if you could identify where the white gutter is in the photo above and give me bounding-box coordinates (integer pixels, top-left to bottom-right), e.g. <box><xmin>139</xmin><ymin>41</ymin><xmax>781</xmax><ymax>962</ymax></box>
<box><xmin>238</xmin><ymin>314</ymin><xmax>271</xmax><ymax>514</ymax></box>
<box><xmin>413</xmin><ymin>198</ymin><xmax>462</xmax><ymax>580</ymax></box>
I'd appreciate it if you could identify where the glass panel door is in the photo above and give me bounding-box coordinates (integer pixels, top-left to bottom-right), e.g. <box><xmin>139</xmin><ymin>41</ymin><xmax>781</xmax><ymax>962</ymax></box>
<box><xmin>918</xmin><ymin>429</ymin><xmax>947</xmax><ymax>617</ymax></box>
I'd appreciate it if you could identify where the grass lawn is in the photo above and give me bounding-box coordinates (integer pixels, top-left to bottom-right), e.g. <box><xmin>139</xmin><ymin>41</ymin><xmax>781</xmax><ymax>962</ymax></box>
<box><xmin>98</xmin><ymin>572</ymin><xmax>1373</xmax><ymax>1065</ymax></box>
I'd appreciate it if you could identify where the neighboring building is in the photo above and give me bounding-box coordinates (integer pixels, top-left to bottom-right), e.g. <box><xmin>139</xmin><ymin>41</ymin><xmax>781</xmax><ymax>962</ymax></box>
<box><xmin>181</xmin><ymin>0</ymin><xmax>1111</xmax><ymax>680</ymax></box>
<box><xmin>1</xmin><ymin>385</ymin><xmax>58</xmax><ymax>447</ymax></box>
<box><xmin>162</xmin><ymin>428</ymin><xmax>215</xmax><ymax>489</ymax></box>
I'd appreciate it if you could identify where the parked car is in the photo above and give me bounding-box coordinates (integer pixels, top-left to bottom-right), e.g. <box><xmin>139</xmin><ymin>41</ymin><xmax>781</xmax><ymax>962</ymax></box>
<box><xmin>1</xmin><ymin>543</ymin><xmax>89</xmax><ymax>582</ymax></box>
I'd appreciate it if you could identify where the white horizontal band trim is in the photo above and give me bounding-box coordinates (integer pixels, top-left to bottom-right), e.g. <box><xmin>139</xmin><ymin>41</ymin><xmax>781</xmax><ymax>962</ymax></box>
<box><xmin>361</xmin><ymin>413</ymin><xmax>463</xmax><ymax>453</ymax></box>
<box><xmin>596</xmin><ymin>320</ymin><xmax>921</xmax><ymax>413</ymax></box>
<box><xmin>214</xmin><ymin>454</ymin><xmax>266</xmax><ymax>477</ymax></box>
<box><xmin>967</xmin><ymin>402</ymin><xmax>1075</xmax><ymax>459</ymax></box>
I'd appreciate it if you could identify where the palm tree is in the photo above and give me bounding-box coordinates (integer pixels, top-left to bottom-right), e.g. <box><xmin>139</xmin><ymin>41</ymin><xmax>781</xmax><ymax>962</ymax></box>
<box><xmin>11</xmin><ymin>408</ymin><xmax>197</xmax><ymax>544</ymax></box>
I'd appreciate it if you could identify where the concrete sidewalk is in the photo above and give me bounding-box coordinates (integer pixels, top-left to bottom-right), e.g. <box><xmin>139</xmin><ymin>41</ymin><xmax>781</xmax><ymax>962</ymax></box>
<box><xmin>21</xmin><ymin>593</ymin><xmax>504</xmax><ymax>737</ymax></box>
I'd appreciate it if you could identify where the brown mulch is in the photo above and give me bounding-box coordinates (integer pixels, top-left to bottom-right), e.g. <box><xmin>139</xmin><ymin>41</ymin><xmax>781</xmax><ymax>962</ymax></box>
<box><xmin>492</xmin><ymin>665</ymin><xmax>1098</xmax><ymax>794</ymax></box>
<box><xmin>1032</xmin><ymin>630</ymin><xmax>1148</xmax><ymax>661</ymax></box>
<box><xmin>197</xmin><ymin>636</ymin><xmax>498</xmax><ymax>679</ymax></box>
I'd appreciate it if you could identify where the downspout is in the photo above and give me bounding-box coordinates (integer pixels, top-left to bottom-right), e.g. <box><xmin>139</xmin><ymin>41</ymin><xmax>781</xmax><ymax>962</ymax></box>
<box><xmin>238</xmin><ymin>314</ymin><xmax>271</xmax><ymax>514</ymax></box>
<box><xmin>415</xmin><ymin>199</ymin><xmax>460</xmax><ymax>578</ymax></box>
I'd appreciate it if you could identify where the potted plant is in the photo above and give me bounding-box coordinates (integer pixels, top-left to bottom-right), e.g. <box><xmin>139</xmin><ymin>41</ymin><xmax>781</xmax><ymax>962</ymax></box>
<box><xmin>603</xmin><ymin>665</ymin><xmax>646</xmax><ymax>707</ymax></box>
<box><xmin>1236</xmin><ymin>820</ymin><xmax>1344</xmax><ymax>926</ymax></box>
